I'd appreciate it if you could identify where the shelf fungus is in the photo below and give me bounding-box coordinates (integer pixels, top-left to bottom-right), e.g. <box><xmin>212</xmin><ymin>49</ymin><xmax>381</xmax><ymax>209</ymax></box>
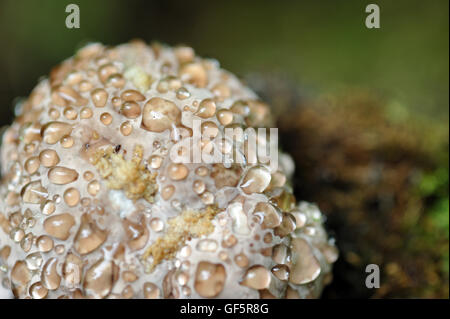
<box><xmin>0</xmin><ymin>40</ymin><xmax>337</xmax><ymax>299</ymax></box>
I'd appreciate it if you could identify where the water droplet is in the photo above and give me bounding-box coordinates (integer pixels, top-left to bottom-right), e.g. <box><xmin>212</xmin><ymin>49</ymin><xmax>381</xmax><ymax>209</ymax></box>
<box><xmin>201</xmin><ymin>121</ymin><xmax>219</xmax><ymax>138</ymax></box>
<box><xmin>285</xmin><ymin>286</ymin><xmax>300</xmax><ymax>299</ymax></box>
<box><xmin>98</xmin><ymin>64</ymin><xmax>118</xmax><ymax>83</ymax></box>
<box><xmin>63</xmin><ymin>106</ymin><xmax>78</xmax><ymax>120</ymax></box>
<box><xmin>272</xmin><ymin>244</ymin><xmax>291</xmax><ymax>264</ymax></box>
<box><xmin>150</xmin><ymin>218</ymin><xmax>164</xmax><ymax>232</ymax></box>
<box><xmin>55</xmin><ymin>244</ymin><xmax>65</xmax><ymax>254</ymax></box>
<box><xmin>24</xmin><ymin>156</ymin><xmax>40</xmax><ymax>174</ymax></box>
<box><xmin>201</xmin><ymin>191</ymin><xmax>215</xmax><ymax>205</ymax></box>
<box><xmin>216</xmin><ymin>109</ymin><xmax>233</xmax><ymax>125</ymax></box>
<box><xmin>74</xmin><ymin>214</ymin><xmax>107</xmax><ymax>255</ymax></box>
<box><xmin>228</xmin><ymin>202</ymin><xmax>250</xmax><ymax>235</ymax></box>
<box><xmin>318</xmin><ymin>243</ymin><xmax>339</xmax><ymax>264</ymax></box>
<box><xmin>196</xmin><ymin>239</ymin><xmax>218</xmax><ymax>252</ymax></box>
<box><xmin>90</xmin><ymin>88</ymin><xmax>108</xmax><ymax>107</ymax></box>
<box><xmin>112</xmin><ymin>96</ymin><xmax>121</xmax><ymax>109</ymax></box>
<box><xmin>20</xmin><ymin>233</ymin><xmax>33</xmax><ymax>252</ymax></box>
<box><xmin>21</xmin><ymin>180</ymin><xmax>48</xmax><ymax>204</ymax></box>
<box><xmin>161</xmin><ymin>185</ymin><xmax>175</xmax><ymax>200</ymax></box>
<box><xmin>193</xmin><ymin>180</ymin><xmax>205</xmax><ymax>194</ymax></box>
<box><xmin>167</xmin><ymin>163</ymin><xmax>189</xmax><ymax>181</ymax></box>
<box><xmin>289</xmin><ymin>238</ymin><xmax>321</xmax><ymax>285</ymax></box>
<box><xmin>37</xmin><ymin>235</ymin><xmax>54</xmax><ymax>252</ymax></box>
<box><xmin>29</xmin><ymin>282</ymin><xmax>48</xmax><ymax>299</ymax></box>
<box><xmin>79</xmin><ymin>80</ymin><xmax>93</xmax><ymax>92</ymax></box>
<box><xmin>234</xmin><ymin>253</ymin><xmax>249</xmax><ymax>268</ymax></box>
<box><xmin>176</xmin><ymin>87</ymin><xmax>190</xmax><ymax>100</ymax></box>
<box><xmin>274</xmin><ymin>213</ymin><xmax>296</xmax><ymax>238</ymax></box>
<box><xmin>212</xmin><ymin>83</ymin><xmax>231</xmax><ymax>101</ymax></box>
<box><xmin>64</xmin><ymin>187</ymin><xmax>80</xmax><ymax>206</ymax></box>
<box><xmin>83</xmin><ymin>258</ymin><xmax>114</xmax><ymax>298</ymax></box>
<box><xmin>194</xmin><ymin>261</ymin><xmax>226</xmax><ymax>298</ymax></box>
<box><xmin>143</xmin><ymin>282</ymin><xmax>160</xmax><ymax>299</ymax></box>
<box><xmin>240</xmin><ymin>265</ymin><xmax>271</xmax><ymax>290</ymax></box>
<box><xmin>83</xmin><ymin>170</ymin><xmax>94</xmax><ymax>181</ymax></box>
<box><xmin>122</xmin><ymin>270</ymin><xmax>137</xmax><ymax>282</ymax></box>
<box><xmin>180</xmin><ymin>63</ymin><xmax>208</xmax><ymax>88</ymax></box>
<box><xmin>271</xmin><ymin>264</ymin><xmax>290</xmax><ymax>281</ymax></box>
<box><xmin>123</xmin><ymin>219</ymin><xmax>149</xmax><ymax>251</ymax></box>
<box><xmin>195</xmin><ymin>166</ymin><xmax>209</xmax><ymax>177</ymax></box>
<box><xmin>39</xmin><ymin>149</ymin><xmax>60</xmax><ymax>167</ymax></box>
<box><xmin>174</xmin><ymin>46</ymin><xmax>195</xmax><ymax>64</ymax></box>
<box><xmin>63</xmin><ymin>252</ymin><xmax>83</xmax><ymax>288</ymax></box>
<box><xmin>80</xmin><ymin>107</ymin><xmax>93</xmax><ymax>119</ymax></box>
<box><xmin>25</xmin><ymin>252</ymin><xmax>43</xmax><ymax>270</ymax></box>
<box><xmin>49</xmin><ymin>108</ymin><xmax>60</xmax><ymax>120</ymax></box>
<box><xmin>121</xmin><ymin>89</ymin><xmax>145</xmax><ymax>102</ymax></box>
<box><xmin>106</xmin><ymin>74</ymin><xmax>125</xmax><ymax>88</ymax></box>
<box><xmin>100</xmin><ymin>112</ymin><xmax>113</xmax><ymax>125</ymax></box>
<box><xmin>253</xmin><ymin>202</ymin><xmax>281</xmax><ymax>229</ymax></box>
<box><xmin>176</xmin><ymin>271</ymin><xmax>189</xmax><ymax>286</ymax></box>
<box><xmin>11</xmin><ymin>261</ymin><xmax>31</xmax><ymax>297</ymax></box>
<box><xmin>230</xmin><ymin>100</ymin><xmax>250</xmax><ymax>116</ymax></box>
<box><xmin>196</xmin><ymin>99</ymin><xmax>216</xmax><ymax>118</ymax></box>
<box><xmin>41</xmin><ymin>257</ymin><xmax>61</xmax><ymax>290</ymax></box>
<box><xmin>87</xmin><ymin>180</ymin><xmax>100</xmax><ymax>196</ymax></box>
<box><xmin>60</xmin><ymin>135</ymin><xmax>74</xmax><ymax>148</ymax></box>
<box><xmin>142</xmin><ymin>97</ymin><xmax>181</xmax><ymax>132</ymax></box>
<box><xmin>48</xmin><ymin>166</ymin><xmax>78</xmax><ymax>185</ymax></box>
<box><xmin>120</xmin><ymin>121</ymin><xmax>133</xmax><ymax>136</ymax></box>
<box><xmin>241</xmin><ymin>166</ymin><xmax>271</xmax><ymax>194</ymax></box>
<box><xmin>41</xmin><ymin>122</ymin><xmax>72</xmax><ymax>144</ymax></box>
<box><xmin>290</xmin><ymin>211</ymin><xmax>307</xmax><ymax>229</ymax></box>
<box><xmin>121</xmin><ymin>102</ymin><xmax>141</xmax><ymax>119</ymax></box>
<box><xmin>43</xmin><ymin>213</ymin><xmax>75</xmax><ymax>240</ymax></box>
<box><xmin>55</xmin><ymin>86</ymin><xmax>88</xmax><ymax>106</ymax></box>
<box><xmin>179</xmin><ymin>246</ymin><xmax>191</xmax><ymax>258</ymax></box>
<box><xmin>149</xmin><ymin>155</ymin><xmax>163</xmax><ymax>169</ymax></box>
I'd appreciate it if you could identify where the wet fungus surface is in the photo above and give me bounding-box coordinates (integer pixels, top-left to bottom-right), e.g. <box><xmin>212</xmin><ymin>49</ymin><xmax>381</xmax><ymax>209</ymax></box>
<box><xmin>0</xmin><ymin>41</ymin><xmax>337</xmax><ymax>299</ymax></box>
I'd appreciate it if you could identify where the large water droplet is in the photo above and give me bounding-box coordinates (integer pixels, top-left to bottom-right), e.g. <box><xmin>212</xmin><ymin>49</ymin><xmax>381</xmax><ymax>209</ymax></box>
<box><xmin>48</xmin><ymin>166</ymin><xmax>79</xmax><ymax>185</ymax></box>
<box><xmin>21</xmin><ymin>181</ymin><xmax>48</xmax><ymax>204</ymax></box>
<box><xmin>253</xmin><ymin>202</ymin><xmax>282</xmax><ymax>229</ymax></box>
<box><xmin>41</xmin><ymin>257</ymin><xmax>61</xmax><ymax>290</ymax></box>
<box><xmin>41</xmin><ymin>122</ymin><xmax>72</xmax><ymax>144</ymax></box>
<box><xmin>74</xmin><ymin>214</ymin><xmax>107</xmax><ymax>255</ymax></box>
<box><xmin>142</xmin><ymin>97</ymin><xmax>181</xmax><ymax>132</ymax></box>
<box><xmin>43</xmin><ymin>213</ymin><xmax>75</xmax><ymax>240</ymax></box>
<box><xmin>241</xmin><ymin>166</ymin><xmax>271</xmax><ymax>194</ymax></box>
<box><xmin>240</xmin><ymin>265</ymin><xmax>271</xmax><ymax>290</ymax></box>
<box><xmin>83</xmin><ymin>258</ymin><xmax>114</xmax><ymax>298</ymax></box>
<box><xmin>289</xmin><ymin>237</ymin><xmax>321</xmax><ymax>285</ymax></box>
<box><xmin>63</xmin><ymin>252</ymin><xmax>83</xmax><ymax>288</ymax></box>
<box><xmin>143</xmin><ymin>282</ymin><xmax>160</xmax><ymax>299</ymax></box>
<box><xmin>194</xmin><ymin>261</ymin><xmax>226</xmax><ymax>298</ymax></box>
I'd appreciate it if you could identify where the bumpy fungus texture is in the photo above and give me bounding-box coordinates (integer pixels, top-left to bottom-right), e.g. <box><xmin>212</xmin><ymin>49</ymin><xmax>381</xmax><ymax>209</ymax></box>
<box><xmin>0</xmin><ymin>41</ymin><xmax>337</xmax><ymax>299</ymax></box>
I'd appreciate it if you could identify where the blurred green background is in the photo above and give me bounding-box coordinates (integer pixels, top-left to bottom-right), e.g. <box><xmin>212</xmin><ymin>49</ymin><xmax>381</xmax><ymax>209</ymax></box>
<box><xmin>0</xmin><ymin>0</ymin><xmax>448</xmax><ymax>123</ymax></box>
<box><xmin>0</xmin><ymin>0</ymin><xmax>448</xmax><ymax>298</ymax></box>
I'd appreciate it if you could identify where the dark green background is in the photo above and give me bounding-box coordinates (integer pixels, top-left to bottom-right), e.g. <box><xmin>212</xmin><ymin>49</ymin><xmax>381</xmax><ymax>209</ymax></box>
<box><xmin>0</xmin><ymin>0</ymin><xmax>448</xmax><ymax>125</ymax></box>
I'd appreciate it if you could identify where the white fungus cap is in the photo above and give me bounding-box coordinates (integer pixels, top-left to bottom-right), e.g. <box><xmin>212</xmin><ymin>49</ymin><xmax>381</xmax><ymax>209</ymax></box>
<box><xmin>0</xmin><ymin>40</ymin><xmax>337</xmax><ymax>299</ymax></box>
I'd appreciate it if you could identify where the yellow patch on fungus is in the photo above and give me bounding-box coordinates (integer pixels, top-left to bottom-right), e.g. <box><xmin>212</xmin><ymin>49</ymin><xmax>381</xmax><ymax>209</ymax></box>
<box><xmin>124</xmin><ymin>65</ymin><xmax>153</xmax><ymax>93</ymax></box>
<box><xmin>142</xmin><ymin>206</ymin><xmax>219</xmax><ymax>271</ymax></box>
<box><xmin>90</xmin><ymin>144</ymin><xmax>157</xmax><ymax>203</ymax></box>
